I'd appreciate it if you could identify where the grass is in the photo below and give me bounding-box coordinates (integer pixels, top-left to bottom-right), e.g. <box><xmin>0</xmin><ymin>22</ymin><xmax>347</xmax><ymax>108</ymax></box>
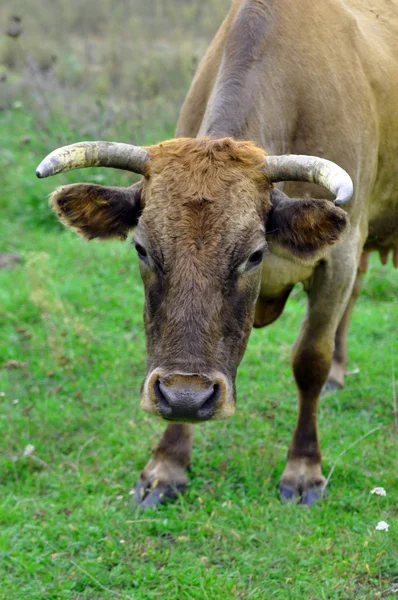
<box><xmin>1</xmin><ymin>105</ymin><xmax>398</xmax><ymax>600</ymax></box>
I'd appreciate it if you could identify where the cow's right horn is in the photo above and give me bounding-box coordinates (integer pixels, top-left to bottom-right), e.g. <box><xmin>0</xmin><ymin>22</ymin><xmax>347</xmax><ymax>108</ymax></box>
<box><xmin>263</xmin><ymin>155</ymin><xmax>353</xmax><ymax>206</ymax></box>
<box><xmin>36</xmin><ymin>141</ymin><xmax>150</xmax><ymax>179</ymax></box>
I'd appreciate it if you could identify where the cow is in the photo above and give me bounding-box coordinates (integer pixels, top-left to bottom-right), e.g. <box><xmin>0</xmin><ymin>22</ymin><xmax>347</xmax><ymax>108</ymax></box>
<box><xmin>36</xmin><ymin>0</ymin><xmax>398</xmax><ymax>507</ymax></box>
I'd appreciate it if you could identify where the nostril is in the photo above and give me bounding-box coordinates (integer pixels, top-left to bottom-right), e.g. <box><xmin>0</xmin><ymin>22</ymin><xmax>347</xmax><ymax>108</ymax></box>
<box><xmin>197</xmin><ymin>383</ymin><xmax>219</xmax><ymax>419</ymax></box>
<box><xmin>158</xmin><ymin>379</ymin><xmax>176</xmax><ymax>404</ymax></box>
<box><xmin>154</xmin><ymin>379</ymin><xmax>173</xmax><ymax>417</ymax></box>
<box><xmin>192</xmin><ymin>383</ymin><xmax>216</xmax><ymax>408</ymax></box>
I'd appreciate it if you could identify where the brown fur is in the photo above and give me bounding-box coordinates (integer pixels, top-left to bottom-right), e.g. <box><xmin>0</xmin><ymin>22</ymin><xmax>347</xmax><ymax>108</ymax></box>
<box><xmin>253</xmin><ymin>287</ymin><xmax>292</xmax><ymax>327</ymax></box>
<box><xmin>174</xmin><ymin>0</ymin><xmax>397</xmax><ymax>501</ymax></box>
<box><xmin>49</xmin><ymin>136</ymin><xmax>350</xmax><ymax>505</ymax></box>
<box><xmin>50</xmin><ymin>136</ymin><xmax>347</xmax><ymax>395</ymax></box>
<box><xmin>137</xmin><ymin>138</ymin><xmax>273</xmax><ymax>379</ymax></box>
<box><xmin>47</xmin><ymin>0</ymin><xmax>397</xmax><ymax>504</ymax></box>
<box><xmin>266</xmin><ymin>189</ymin><xmax>349</xmax><ymax>263</ymax></box>
<box><xmin>50</xmin><ymin>182</ymin><xmax>142</xmax><ymax>240</ymax></box>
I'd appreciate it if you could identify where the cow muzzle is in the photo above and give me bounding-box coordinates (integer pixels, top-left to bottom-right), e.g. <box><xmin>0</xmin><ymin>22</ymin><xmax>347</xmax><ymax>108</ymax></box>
<box><xmin>141</xmin><ymin>370</ymin><xmax>235</xmax><ymax>422</ymax></box>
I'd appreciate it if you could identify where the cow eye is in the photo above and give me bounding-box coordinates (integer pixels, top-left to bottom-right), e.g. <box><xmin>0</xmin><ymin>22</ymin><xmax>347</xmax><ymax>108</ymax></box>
<box><xmin>247</xmin><ymin>249</ymin><xmax>264</xmax><ymax>267</ymax></box>
<box><xmin>134</xmin><ymin>243</ymin><xmax>148</xmax><ymax>260</ymax></box>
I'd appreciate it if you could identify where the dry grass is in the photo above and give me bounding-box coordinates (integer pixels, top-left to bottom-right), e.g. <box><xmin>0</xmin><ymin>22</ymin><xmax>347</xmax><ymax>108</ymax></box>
<box><xmin>0</xmin><ymin>0</ymin><xmax>229</xmax><ymax>141</ymax></box>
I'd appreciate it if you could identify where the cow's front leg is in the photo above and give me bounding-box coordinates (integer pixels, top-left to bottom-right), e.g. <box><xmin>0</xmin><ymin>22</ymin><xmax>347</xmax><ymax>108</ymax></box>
<box><xmin>279</xmin><ymin>329</ymin><xmax>330</xmax><ymax>505</ymax></box>
<box><xmin>280</xmin><ymin>258</ymin><xmax>356</xmax><ymax>505</ymax></box>
<box><xmin>134</xmin><ymin>423</ymin><xmax>193</xmax><ymax>508</ymax></box>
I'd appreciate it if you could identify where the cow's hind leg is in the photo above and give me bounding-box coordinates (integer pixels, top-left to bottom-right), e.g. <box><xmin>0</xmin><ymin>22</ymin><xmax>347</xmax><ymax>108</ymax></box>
<box><xmin>134</xmin><ymin>423</ymin><xmax>193</xmax><ymax>508</ymax></box>
<box><xmin>279</xmin><ymin>257</ymin><xmax>356</xmax><ymax>505</ymax></box>
<box><xmin>324</xmin><ymin>270</ymin><xmax>363</xmax><ymax>392</ymax></box>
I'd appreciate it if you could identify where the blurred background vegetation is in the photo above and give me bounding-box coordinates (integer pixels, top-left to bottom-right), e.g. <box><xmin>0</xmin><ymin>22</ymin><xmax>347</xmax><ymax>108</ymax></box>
<box><xmin>0</xmin><ymin>0</ymin><xmax>229</xmax><ymax>228</ymax></box>
<box><xmin>0</xmin><ymin>0</ymin><xmax>228</xmax><ymax>139</ymax></box>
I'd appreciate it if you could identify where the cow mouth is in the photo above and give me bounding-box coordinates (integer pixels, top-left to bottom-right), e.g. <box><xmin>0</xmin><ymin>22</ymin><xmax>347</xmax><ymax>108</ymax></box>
<box><xmin>153</xmin><ymin>378</ymin><xmax>220</xmax><ymax>422</ymax></box>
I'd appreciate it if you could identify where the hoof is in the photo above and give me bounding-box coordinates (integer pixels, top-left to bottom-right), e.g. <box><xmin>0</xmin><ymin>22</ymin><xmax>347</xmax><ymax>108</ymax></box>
<box><xmin>280</xmin><ymin>457</ymin><xmax>326</xmax><ymax>506</ymax></box>
<box><xmin>133</xmin><ymin>476</ymin><xmax>186</xmax><ymax>509</ymax></box>
<box><xmin>301</xmin><ymin>487</ymin><xmax>324</xmax><ymax>505</ymax></box>
<box><xmin>279</xmin><ymin>482</ymin><xmax>324</xmax><ymax>505</ymax></box>
<box><xmin>279</xmin><ymin>483</ymin><xmax>300</xmax><ymax>504</ymax></box>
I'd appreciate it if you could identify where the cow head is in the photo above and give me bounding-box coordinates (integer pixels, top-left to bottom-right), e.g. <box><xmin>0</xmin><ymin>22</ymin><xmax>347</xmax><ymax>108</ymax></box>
<box><xmin>36</xmin><ymin>138</ymin><xmax>352</xmax><ymax>422</ymax></box>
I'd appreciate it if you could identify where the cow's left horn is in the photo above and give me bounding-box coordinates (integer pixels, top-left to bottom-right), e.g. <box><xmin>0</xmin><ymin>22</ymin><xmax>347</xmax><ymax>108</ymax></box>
<box><xmin>263</xmin><ymin>155</ymin><xmax>353</xmax><ymax>206</ymax></box>
<box><xmin>36</xmin><ymin>141</ymin><xmax>150</xmax><ymax>178</ymax></box>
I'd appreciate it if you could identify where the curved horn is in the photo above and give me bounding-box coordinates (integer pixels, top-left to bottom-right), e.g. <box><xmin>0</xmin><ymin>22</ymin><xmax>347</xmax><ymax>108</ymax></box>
<box><xmin>263</xmin><ymin>155</ymin><xmax>353</xmax><ymax>206</ymax></box>
<box><xmin>36</xmin><ymin>141</ymin><xmax>150</xmax><ymax>179</ymax></box>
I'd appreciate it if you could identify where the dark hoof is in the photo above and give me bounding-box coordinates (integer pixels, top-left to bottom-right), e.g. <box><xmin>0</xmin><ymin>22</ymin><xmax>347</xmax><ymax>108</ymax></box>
<box><xmin>322</xmin><ymin>380</ymin><xmax>342</xmax><ymax>394</ymax></box>
<box><xmin>279</xmin><ymin>484</ymin><xmax>300</xmax><ymax>504</ymax></box>
<box><xmin>279</xmin><ymin>483</ymin><xmax>324</xmax><ymax>506</ymax></box>
<box><xmin>301</xmin><ymin>487</ymin><xmax>324</xmax><ymax>505</ymax></box>
<box><xmin>133</xmin><ymin>477</ymin><xmax>186</xmax><ymax>509</ymax></box>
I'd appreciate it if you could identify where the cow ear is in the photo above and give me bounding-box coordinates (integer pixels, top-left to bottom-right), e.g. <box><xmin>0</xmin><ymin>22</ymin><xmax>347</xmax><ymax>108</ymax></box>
<box><xmin>50</xmin><ymin>181</ymin><xmax>143</xmax><ymax>240</ymax></box>
<box><xmin>266</xmin><ymin>187</ymin><xmax>349</xmax><ymax>262</ymax></box>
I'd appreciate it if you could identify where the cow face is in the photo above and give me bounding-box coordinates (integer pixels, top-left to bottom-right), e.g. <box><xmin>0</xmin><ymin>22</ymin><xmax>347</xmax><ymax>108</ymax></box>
<box><xmin>49</xmin><ymin>138</ymin><xmax>348</xmax><ymax>423</ymax></box>
<box><xmin>135</xmin><ymin>139</ymin><xmax>270</xmax><ymax>422</ymax></box>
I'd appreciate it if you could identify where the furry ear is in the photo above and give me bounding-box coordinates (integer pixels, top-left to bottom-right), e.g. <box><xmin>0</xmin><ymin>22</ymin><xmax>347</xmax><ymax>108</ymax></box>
<box><xmin>266</xmin><ymin>188</ymin><xmax>349</xmax><ymax>262</ymax></box>
<box><xmin>50</xmin><ymin>181</ymin><xmax>143</xmax><ymax>240</ymax></box>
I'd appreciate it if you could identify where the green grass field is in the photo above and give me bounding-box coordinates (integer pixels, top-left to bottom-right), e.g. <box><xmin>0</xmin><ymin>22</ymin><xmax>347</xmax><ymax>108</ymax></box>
<box><xmin>1</xmin><ymin>108</ymin><xmax>397</xmax><ymax>599</ymax></box>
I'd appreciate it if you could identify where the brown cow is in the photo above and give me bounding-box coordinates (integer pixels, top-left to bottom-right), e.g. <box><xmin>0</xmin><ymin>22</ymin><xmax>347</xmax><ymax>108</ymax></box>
<box><xmin>37</xmin><ymin>0</ymin><xmax>398</xmax><ymax>507</ymax></box>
